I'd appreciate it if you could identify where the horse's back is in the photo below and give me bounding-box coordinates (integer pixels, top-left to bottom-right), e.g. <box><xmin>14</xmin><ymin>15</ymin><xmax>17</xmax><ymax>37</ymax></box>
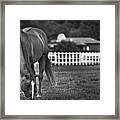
<box><xmin>23</xmin><ymin>27</ymin><xmax>49</xmax><ymax>54</ymax></box>
<box><xmin>21</xmin><ymin>27</ymin><xmax>49</xmax><ymax>64</ymax></box>
<box><xmin>23</xmin><ymin>27</ymin><xmax>48</xmax><ymax>46</ymax></box>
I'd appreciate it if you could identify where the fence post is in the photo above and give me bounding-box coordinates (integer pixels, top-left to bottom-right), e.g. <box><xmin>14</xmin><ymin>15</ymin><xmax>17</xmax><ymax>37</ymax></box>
<box><xmin>62</xmin><ymin>52</ymin><xmax>63</xmax><ymax>65</ymax></box>
<box><xmin>65</xmin><ymin>53</ymin><xmax>67</xmax><ymax>66</ymax></box>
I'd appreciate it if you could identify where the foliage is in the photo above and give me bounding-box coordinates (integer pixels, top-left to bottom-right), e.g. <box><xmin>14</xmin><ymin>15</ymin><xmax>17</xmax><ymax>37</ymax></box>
<box><xmin>54</xmin><ymin>41</ymin><xmax>79</xmax><ymax>52</ymax></box>
<box><xmin>20</xmin><ymin>20</ymin><xmax>100</xmax><ymax>42</ymax></box>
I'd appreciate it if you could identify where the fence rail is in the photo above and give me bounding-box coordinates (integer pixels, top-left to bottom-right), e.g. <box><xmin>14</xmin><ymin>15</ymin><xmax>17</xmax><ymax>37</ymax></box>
<box><xmin>48</xmin><ymin>52</ymin><xmax>100</xmax><ymax>66</ymax></box>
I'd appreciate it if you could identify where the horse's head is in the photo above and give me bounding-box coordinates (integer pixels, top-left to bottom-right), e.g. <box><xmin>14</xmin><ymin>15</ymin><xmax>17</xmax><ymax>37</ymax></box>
<box><xmin>21</xmin><ymin>75</ymin><xmax>32</xmax><ymax>99</ymax></box>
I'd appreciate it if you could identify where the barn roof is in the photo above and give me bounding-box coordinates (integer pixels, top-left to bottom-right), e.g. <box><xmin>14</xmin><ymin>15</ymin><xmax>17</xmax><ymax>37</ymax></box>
<box><xmin>50</xmin><ymin>37</ymin><xmax>100</xmax><ymax>46</ymax></box>
<box><xmin>66</xmin><ymin>37</ymin><xmax>100</xmax><ymax>45</ymax></box>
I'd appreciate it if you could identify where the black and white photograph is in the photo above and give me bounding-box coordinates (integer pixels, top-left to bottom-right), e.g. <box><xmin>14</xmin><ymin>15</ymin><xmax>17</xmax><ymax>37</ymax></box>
<box><xmin>20</xmin><ymin>20</ymin><xmax>100</xmax><ymax>100</ymax></box>
<box><xmin>3</xmin><ymin>2</ymin><xmax>117</xmax><ymax>117</ymax></box>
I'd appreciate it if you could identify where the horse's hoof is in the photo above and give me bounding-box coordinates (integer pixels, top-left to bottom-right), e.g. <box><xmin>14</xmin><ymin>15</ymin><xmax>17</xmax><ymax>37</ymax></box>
<box><xmin>36</xmin><ymin>94</ymin><xmax>42</xmax><ymax>98</ymax></box>
<box><xmin>35</xmin><ymin>93</ymin><xmax>42</xmax><ymax>98</ymax></box>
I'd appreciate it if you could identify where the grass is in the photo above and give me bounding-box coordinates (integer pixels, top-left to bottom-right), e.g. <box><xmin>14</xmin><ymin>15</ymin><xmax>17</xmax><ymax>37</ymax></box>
<box><xmin>21</xmin><ymin>65</ymin><xmax>100</xmax><ymax>100</ymax></box>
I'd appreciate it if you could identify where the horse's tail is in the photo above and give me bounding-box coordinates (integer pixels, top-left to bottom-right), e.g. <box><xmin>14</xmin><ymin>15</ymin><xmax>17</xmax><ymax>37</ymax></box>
<box><xmin>45</xmin><ymin>56</ymin><xmax>56</xmax><ymax>86</ymax></box>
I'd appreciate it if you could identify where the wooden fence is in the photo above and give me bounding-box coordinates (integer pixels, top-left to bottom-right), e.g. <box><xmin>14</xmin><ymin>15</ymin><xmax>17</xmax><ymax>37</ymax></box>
<box><xmin>48</xmin><ymin>52</ymin><xmax>100</xmax><ymax>65</ymax></box>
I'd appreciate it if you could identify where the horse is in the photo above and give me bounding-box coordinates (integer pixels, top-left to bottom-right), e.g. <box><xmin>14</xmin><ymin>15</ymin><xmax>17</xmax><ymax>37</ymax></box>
<box><xmin>20</xmin><ymin>27</ymin><xmax>56</xmax><ymax>99</ymax></box>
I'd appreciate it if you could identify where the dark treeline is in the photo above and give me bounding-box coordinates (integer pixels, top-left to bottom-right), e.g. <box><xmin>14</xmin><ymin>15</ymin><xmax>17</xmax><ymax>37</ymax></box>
<box><xmin>20</xmin><ymin>20</ymin><xmax>100</xmax><ymax>42</ymax></box>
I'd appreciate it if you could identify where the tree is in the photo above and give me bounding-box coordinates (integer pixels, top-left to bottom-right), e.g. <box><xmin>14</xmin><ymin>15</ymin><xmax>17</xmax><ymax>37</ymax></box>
<box><xmin>55</xmin><ymin>41</ymin><xmax>79</xmax><ymax>52</ymax></box>
<box><xmin>20</xmin><ymin>20</ymin><xmax>100</xmax><ymax>41</ymax></box>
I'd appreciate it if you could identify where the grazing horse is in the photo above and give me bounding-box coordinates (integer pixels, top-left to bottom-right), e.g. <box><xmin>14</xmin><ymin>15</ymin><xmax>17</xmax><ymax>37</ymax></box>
<box><xmin>20</xmin><ymin>27</ymin><xmax>56</xmax><ymax>99</ymax></box>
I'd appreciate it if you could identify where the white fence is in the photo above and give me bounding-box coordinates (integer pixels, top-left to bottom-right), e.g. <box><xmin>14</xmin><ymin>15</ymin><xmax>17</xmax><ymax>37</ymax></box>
<box><xmin>48</xmin><ymin>52</ymin><xmax>100</xmax><ymax>66</ymax></box>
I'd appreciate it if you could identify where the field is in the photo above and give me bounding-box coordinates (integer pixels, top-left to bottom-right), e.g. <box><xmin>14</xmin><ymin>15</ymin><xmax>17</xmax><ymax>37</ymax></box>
<box><xmin>21</xmin><ymin>65</ymin><xmax>100</xmax><ymax>100</ymax></box>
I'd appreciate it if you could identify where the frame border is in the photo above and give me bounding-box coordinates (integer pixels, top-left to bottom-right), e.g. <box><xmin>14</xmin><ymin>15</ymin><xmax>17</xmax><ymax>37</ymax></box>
<box><xmin>0</xmin><ymin>0</ymin><xmax>119</xmax><ymax>119</ymax></box>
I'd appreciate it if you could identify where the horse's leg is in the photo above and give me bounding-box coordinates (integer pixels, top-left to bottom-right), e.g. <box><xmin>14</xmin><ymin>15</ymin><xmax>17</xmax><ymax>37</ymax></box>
<box><xmin>38</xmin><ymin>55</ymin><xmax>46</xmax><ymax>96</ymax></box>
<box><xmin>31</xmin><ymin>64</ymin><xmax>37</xmax><ymax>98</ymax></box>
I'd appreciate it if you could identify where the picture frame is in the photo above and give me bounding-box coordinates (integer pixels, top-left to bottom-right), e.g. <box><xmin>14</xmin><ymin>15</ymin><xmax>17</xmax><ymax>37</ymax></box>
<box><xmin>0</xmin><ymin>0</ymin><xmax>119</xmax><ymax>119</ymax></box>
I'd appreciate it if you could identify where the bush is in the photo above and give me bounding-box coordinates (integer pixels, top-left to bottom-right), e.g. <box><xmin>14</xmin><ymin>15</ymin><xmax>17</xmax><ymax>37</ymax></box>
<box><xmin>54</xmin><ymin>41</ymin><xmax>79</xmax><ymax>52</ymax></box>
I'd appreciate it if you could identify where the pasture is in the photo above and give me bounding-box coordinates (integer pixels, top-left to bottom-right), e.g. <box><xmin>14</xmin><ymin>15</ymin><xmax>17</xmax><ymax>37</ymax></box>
<box><xmin>20</xmin><ymin>65</ymin><xmax>100</xmax><ymax>100</ymax></box>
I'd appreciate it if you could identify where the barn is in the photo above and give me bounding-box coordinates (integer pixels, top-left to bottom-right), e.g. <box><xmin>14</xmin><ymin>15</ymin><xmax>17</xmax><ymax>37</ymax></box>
<box><xmin>66</xmin><ymin>37</ymin><xmax>100</xmax><ymax>52</ymax></box>
<box><xmin>49</xmin><ymin>34</ymin><xmax>100</xmax><ymax>52</ymax></box>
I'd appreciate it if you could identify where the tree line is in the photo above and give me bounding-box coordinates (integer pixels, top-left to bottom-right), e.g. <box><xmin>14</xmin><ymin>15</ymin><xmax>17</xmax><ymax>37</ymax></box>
<box><xmin>20</xmin><ymin>20</ymin><xmax>100</xmax><ymax>43</ymax></box>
